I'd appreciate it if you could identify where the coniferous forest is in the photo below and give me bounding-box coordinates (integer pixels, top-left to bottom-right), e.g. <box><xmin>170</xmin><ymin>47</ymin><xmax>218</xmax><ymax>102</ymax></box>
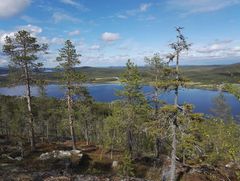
<box><xmin>0</xmin><ymin>26</ymin><xmax>240</xmax><ymax>181</ymax></box>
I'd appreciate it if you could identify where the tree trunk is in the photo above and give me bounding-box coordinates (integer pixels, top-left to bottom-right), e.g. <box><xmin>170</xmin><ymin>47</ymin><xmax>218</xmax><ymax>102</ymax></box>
<box><xmin>170</xmin><ymin>115</ymin><xmax>177</xmax><ymax>181</ymax></box>
<box><xmin>154</xmin><ymin>87</ymin><xmax>159</xmax><ymax>116</ymax></box>
<box><xmin>46</xmin><ymin>120</ymin><xmax>49</xmax><ymax>142</ymax></box>
<box><xmin>0</xmin><ymin>120</ymin><xmax>3</xmax><ymax>135</ymax></box>
<box><xmin>127</xmin><ymin>127</ymin><xmax>133</xmax><ymax>157</ymax></box>
<box><xmin>85</xmin><ymin>119</ymin><xmax>89</xmax><ymax>145</ymax></box>
<box><xmin>24</xmin><ymin>64</ymin><xmax>36</xmax><ymax>151</ymax></box>
<box><xmin>155</xmin><ymin>137</ymin><xmax>161</xmax><ymax>158</ymax></box>
<box><xmin>170</xmin><ymin>52</ymin><xmax>179</xmax><ymax>181</ymax></box>
<box><xmin>67</xmin><ymin>86</ymin><xmax>77</xmax><ymax>150</ymax></box>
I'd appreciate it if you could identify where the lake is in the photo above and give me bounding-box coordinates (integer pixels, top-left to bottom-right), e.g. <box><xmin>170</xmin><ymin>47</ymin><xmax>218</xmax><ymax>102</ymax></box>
<box><xmin>0</xmin><ymin>84</ymin><xmax>239</xmax><ymax>116</ymax></box>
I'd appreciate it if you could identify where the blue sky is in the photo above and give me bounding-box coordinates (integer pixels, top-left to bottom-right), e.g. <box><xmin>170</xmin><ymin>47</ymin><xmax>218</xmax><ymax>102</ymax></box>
<box><xmin>0</xmin><ymin>0</ymin><xmax>240</xmax><ymax>67</ymax></box>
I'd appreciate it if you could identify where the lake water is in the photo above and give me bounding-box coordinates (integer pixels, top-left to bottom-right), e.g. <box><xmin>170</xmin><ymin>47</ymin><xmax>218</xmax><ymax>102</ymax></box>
<box><xmin>0</xmin><ymin>84</ymin><xmax>239</xmax><ymax>116</ymax></box>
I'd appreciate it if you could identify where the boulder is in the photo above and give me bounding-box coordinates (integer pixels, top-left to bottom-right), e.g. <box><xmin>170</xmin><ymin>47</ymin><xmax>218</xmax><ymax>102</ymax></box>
<box><xmin>39</xmin><ymin>150</ymin><xmax>83</xmax><ymax>161</ymax></box>
<box><xmin>44</xmin><ymin>176</ymin><xmax>71</xmax><ymax>181</ymax></box>
<box><xmin>112</xmin><ymin>160</ymin><xmax>118</xmax><ymax>168</ymax></box>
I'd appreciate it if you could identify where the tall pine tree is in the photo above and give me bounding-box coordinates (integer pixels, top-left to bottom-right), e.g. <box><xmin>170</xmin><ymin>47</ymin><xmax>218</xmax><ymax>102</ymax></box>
<box><xmin>118</xmin><ymin>59</ymin><xmax>148</xmax><ymax>157</ymax></box>
<box><xmin>167</xmin><ymin>27</ymin><xmax>191</xmax><ymax>181</ymax></box>
<box><xmin>2</xmin><ymin>30</ymin><xmax>48</xmax><ymax>151</ymax></box>
<box><xmin>56</xmin><ymin>40</ymin><xmax>83</xmax><ymax>150</ymax></box>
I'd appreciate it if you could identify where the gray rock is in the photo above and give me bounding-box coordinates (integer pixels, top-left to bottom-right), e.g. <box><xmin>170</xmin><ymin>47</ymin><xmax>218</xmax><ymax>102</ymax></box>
<box><xmin>39</xmin><ymin>150</ymin><xmax>83</xmax><ymax>161</ymax></box>
<box><xmin>112</xmin><ymin>160</ymin><xmax>118</xmax><ymax>168</ymax></box>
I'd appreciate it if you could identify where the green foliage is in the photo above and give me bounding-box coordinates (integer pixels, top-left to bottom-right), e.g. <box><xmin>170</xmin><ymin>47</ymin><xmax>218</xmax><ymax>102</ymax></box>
<box><xmin>2</xmin><ymin>30</ymin><xmax>47</xmax><ymax>85</ymax></box>
<box><xmin>103</xmin><ymin>102</ymin><xmax>125</xmax><ymax>151</ymax></box>
<box><xmin>0</xmin><ymin>96</ymin><xmax>27</xmax><ymax>137</ymax></box>
<box><xmin>144</xmin><ymin>53</ymin><xmax>168</xmax><ymax>84</ymax></box>
<box><xmin>119</xmin><ymin>59</ymin><xmax>146</xmax><ymax>106</ymax></box>
<box><xmin>117</xmin><ymin>60</ymin><xmax>149</xmax><ymax>156</ymax></box>
<box><xmin>56</xmin><ymin>40</ymin><xmax>84</xmax><ymax>84</ymax></box>
<box><xmin>224</xmin><ymin>84</ymin><xmax>240</xmax><ymax>100</ymax></box>
<box><xmin>1</xmin><ymin>28</ymin><xmax>240</xmax><ymax>179</ymax></box>
<box><xmin>118</xmin><ymin>152</ymin><xmax>135</xmax><ymax>177</ymax></box>
<box><xmin>2</xmin><ymin>30</ymin><xmax>48</xmax><ymax>150</ymax></box>
<box><xmin>179</xmin><ymin>117</ymin><xmax>240</xmax><ymax>165</ymax></box>
<box><xmin>211</xmin><ymin>93</ymin><xmax>233</xmax><ymax>122</ymax></box>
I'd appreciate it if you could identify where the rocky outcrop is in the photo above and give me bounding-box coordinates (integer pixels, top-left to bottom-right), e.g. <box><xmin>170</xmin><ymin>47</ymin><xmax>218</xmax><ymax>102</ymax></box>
<box><xmin>39</xmin><ymin>150</ymin><xmax>83</xmax><ymax>161</ymax></box>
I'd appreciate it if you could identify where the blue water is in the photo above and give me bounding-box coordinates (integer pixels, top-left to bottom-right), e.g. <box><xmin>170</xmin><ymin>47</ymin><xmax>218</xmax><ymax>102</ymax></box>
<box><xmin>0</xmin><ymin>84</ymin><xmax>239</xmax><ymax>116</ymax></box>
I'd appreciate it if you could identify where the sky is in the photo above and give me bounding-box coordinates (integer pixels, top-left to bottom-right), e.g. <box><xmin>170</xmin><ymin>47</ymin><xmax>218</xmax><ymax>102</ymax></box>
<box><xmin>0</xmin><ymin>0</ymin><xmax>240</xmax><ymax>67</ymax></box>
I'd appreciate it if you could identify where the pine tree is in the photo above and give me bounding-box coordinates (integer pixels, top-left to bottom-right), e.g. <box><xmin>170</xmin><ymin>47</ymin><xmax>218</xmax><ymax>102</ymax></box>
<box><xmin>2</xmin><ymin>30</ymin><xmax>48</xmax><ymax>151</ymax></box>
<box><xmin>145</xmin><ymin>53</ymin><xmax>171</xmax><ymax>157</ymax></box>
<box><xmin>167</xmin><ymin>27</ymin><xmax>191</xmax><ymax>181</ymax></box>
<box><xmin>56</xmin><ymin>40</ymin><xmax>83</xmax><ymax>150</ymax></box>
<box><xmin>118</xmin><ymin>59</ymin><xmax>148</xmax><ymax>157</ymax></box>
<box><xmin>145</xmin><ymin>53</ymin><xmax>167</xmax><ymax>115</ymax></box>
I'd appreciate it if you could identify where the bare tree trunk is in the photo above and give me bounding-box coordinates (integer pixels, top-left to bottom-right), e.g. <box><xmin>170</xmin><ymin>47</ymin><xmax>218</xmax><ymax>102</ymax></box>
<box><xmin>170</xmin><ymin>107</ymin><xmax>177</xmax><ymax>181</ymax></box>
<box><xmin>170</xmin><ymin>53</ymin><xmax>179</xmax><ymax>181</ymax></box>
<box><xmin>5</xmin><ymin>119</ymin><xmax>8</xmax><ymax>139</ymax></box>
<box><xmin>85</xmin><ymin>119</ymin><xmax>89</xmax><ymax>145</ymax></box>
<box><xmin>46</xmin><ymin>120</ymin><xmax>49</xmax><ymax>142</ymax></box>
<box><xmin>154</xmin><ymin>82</ymin><xmax>161</xmax><ymax>158</ymax></box>
<box><xmin>110</xmin><ymin>143</ymin><xmax>113</xmax><ymax>160</ymax></box>
<box><xmin>110</xmin><ymin>129</ymin><xmax>115</xmax><ymax>160</ymax></box>
<box><xmin>127</xmin><ymin>127</ymin><xmax>133</xmax><ymax>157</ymax></box>
<box><xmin>154</xmin><ymin>87</ymin><xmax>159</xmax><ymax>116</ymax></box>
<box><xmin>155</xmin><ymin>137</ymin><xmax>161</xmax><ymax>158</ymax></box>
<box><xmin>24</xmin><ymin>64</ymin><xmax>36</xmax><ymax>151</ymax></box>
<box><xmin>0</xmin><ymin>120</ymin><xmax>3</xmax><ymax>135</ymax></box>
<box><xmin>67</xmin><ymin>85</ymin><xmax>77</xmax><ymax>150</ymax></box>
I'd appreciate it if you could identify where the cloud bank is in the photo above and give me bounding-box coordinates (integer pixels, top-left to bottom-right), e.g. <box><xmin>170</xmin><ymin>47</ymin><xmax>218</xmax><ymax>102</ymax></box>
<box><xmin>0</xmin><ymin>0</ymin><xmax>31</xmax><ymax>18</ymax></box>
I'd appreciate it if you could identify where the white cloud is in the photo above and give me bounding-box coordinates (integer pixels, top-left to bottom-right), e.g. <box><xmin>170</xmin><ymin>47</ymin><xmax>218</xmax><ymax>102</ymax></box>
<box><xmin>17</xmin><ymin>24</ymin><xmax>42</xmax><ymax>36</ymax></box>
<box><xmin>117</xmin><ymin>3</ymin><xmax>153</xmax><ymax>19</ymax></box>
<box><xmin>89</xmin><ymin>44</ymin><xmax>101</xmax><ymax>50</ymax></box>
<box><xmin>0</xmin><ymin>27</ymin><xmax>41</xmax><ymax>46</ymax></box>
<box><xmin>167</xmin><ymin>0</ymin><xmax>240</xmax><ymax>15</ymax></box>
<box><xmin>0</xmin><ymin>58</ymin><xmax>8</xmax><ymax>67</ymax></box>
<box><xmin>117</xmin><ymin>14</ymin><xmax>128</xmax><ymax>19</ymax></box>
<box><xmin>60</xmin><ymin>0</ymin><xmax>88</xmax><ymax>11</ymax></box>
<box><xmin>0</xmin><ymin>0</ymin><xmax>31</xmax><ymax>18</ymax></box>
<box><xmin>188</xmin><ymin>39</ymin><xmax>240</xmax><ymax>61</ymax></box>
<box><xmin>138</xmin><ymin>15</ymin><xmax>156</xmax><ymax>21</ymax></box>
<box><xmin>38</xmin><ymin>36</ymin><xmax>65</xmax><ymax>45</ymax></box>
<box><xmin>50</xmin><ymin>37</ymin><xmax>65</xmax><ymax>45</ymax></box>
<box><xmin>68</xmin><ymin>30</ymin><xmax>80</xmax><ymax>36</ymax></box>
<box><xmin>0</xmin><ymin>32</ymin><xmax>15</xmax><ymax>45</ymax></box>
<box><xmin>61</xmin><ymin>0</ymin><xmax>77</xmax><ymax>5</ymax></box>
<box><xmin>101</xmin><ymin>32</ymin><xmax>120</xmax><ymax>42</ymax></box>
<box><xmin>52</xmin><ymin>12</ymin><xmax>81</xmax><ymax>23</ymax></box>
<box><xmin>196</xmin><ymin>40</ymin><xmax>233</xmax><ymax>54</ymax></box>
<box><xmin>140</xmin><ymin>3</ymin><xmax>152</xmax><ymax>12</ymax></box>
<box><xmin>233</xmin><ymin>46</ymin><xmax>240</xmax><ymax>52</ymax></box>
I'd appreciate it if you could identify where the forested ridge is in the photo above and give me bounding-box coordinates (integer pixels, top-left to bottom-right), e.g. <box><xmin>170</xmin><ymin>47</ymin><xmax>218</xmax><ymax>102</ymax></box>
<box><xmin>0</xmin><ymin>28</ymin><xmax>240</xmax><ymax>181</ymax></box>
<box><xmin>2</xmin><ymin>63</ymin><xmax>240</xmax><ymax>87</ymax></box>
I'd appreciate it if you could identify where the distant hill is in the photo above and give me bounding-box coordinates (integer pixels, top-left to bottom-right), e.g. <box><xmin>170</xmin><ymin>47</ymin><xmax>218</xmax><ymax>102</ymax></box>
<box><xmin>181</xmin><ymin>63</ymin><xmax>240</xmax><ymax>84</ymax></box>
<box><xmin>0</xmin><ymin>63</ymin><xmax>240</xmax><ymax>85</ymax></box>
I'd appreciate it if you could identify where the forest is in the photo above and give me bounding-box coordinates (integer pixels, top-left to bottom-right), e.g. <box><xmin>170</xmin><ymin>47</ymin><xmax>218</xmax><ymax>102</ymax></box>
<box><xmin>0</xmin><ymin>27</ymin><xmax>240</xmax><ymax>181</ymax></box>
